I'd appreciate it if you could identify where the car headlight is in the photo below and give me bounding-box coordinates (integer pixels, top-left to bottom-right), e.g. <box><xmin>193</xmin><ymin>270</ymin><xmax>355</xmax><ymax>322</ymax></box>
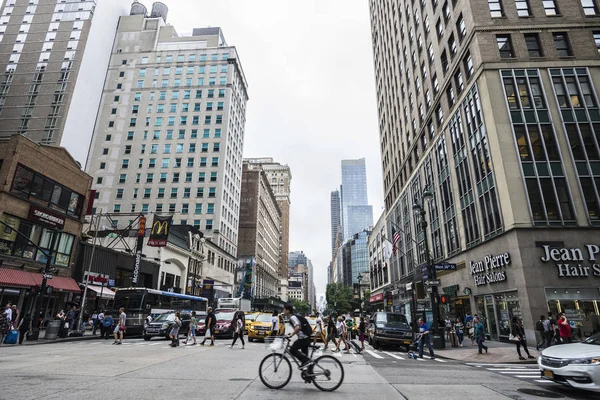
<box><xmin>568</xmin><ymin>357</ymin><xmax>600</xmax><ymax>365</ymax></box>
<box><xmin>161</xmin><ymin>323</ymin><xmax>169</xmax><ymax>329</ymax></box>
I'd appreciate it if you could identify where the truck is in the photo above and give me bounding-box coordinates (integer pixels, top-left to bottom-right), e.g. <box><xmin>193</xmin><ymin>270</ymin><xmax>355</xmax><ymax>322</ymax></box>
<box><xmin>216</xmin><ymin>297</ymin><xmax>251</xmax><ymax>312</ymax></box>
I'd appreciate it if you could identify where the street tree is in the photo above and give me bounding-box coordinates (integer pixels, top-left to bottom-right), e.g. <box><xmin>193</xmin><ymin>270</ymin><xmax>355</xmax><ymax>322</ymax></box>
<box><xmin>291</xmin><ymin>299</ymin><xmax>311</xmax><ymax>315</ymax></box>
<box><xmin>325</xmin><ymin>282</ymin><xmax>353</xmax><ymax>314</ymax></box>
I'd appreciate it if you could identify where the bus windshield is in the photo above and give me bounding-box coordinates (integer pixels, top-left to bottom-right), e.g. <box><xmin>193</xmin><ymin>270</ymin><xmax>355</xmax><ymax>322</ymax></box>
<box><xmin>114</xmin><ymin>291</ymin><xmax>145</xmax><ymax>312</ymax></box>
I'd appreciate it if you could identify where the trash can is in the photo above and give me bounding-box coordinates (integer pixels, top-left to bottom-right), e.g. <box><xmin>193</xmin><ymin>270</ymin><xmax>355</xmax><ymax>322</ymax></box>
<box><xmin>432</xmin><ymin>328</ymin><xmax>446</xmax><ymax>349</ymax></box>
<box><xmin>44</xmin><ymin>320</ymin><xmax>61</xmax><ymax>340</ymax></box>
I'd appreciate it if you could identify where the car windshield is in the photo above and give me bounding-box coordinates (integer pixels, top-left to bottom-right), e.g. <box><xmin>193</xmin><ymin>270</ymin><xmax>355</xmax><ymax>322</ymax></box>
<box><xmin>379</xmin><ymin>313</ymin><xmax>408</xmax><ymax>325</ymax></box>
<box><xmin>153</xmin><ymin>313</ymin><xmax>175</xmax><ymax>322</ymax></box>
<box><xmin>246</xmin><ymin>314</ymin><xmax>258</xmax><ymax>321</ymax></box>
<box><xmin>308</xmin><ymin>319</ymin><xmax>316</xmax><ymax>326</ymax></box>
<box><xmin>256</xmin><ymin>314</ymin><xmax>272</xmax><ymax>323</ymax></box>
<box><xmin>583</xmin><ymin>333</ymin><xmax>600</xmax><ymax>345</ymax></box>
<box><xmin>216</xmin><ymin>312</ymin><xmax>234</xmax><ymax>320</ymax></box>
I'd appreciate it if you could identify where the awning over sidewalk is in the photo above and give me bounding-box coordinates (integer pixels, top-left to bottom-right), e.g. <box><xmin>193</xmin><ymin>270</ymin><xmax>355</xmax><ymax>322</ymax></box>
<box><xmin>0</xmin><ymin>268</ymin><xmax>81</xmax><ymax>293</ymax></box>
<box><xmin>85</xmin><ymin>285</ymin><xmax>115</xmax><ymax>299</ymax></box>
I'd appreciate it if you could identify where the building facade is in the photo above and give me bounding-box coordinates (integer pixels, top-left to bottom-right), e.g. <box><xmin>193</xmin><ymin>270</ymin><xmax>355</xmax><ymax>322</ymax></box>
<box><xmin>370</xmin><ymin>0</ymin><xmax>600</xmax><ymax>343</ymax></box>
<box><xmin>341</xmin><ymin>158</ymin><xmax>373</xmax><ymax>240</ymax></box>
<box><xmin>330</xmin><ymin>189</ymin><xmax>341</xmax><ymax>257</ymax></box>
<box><xmin>0</xmin><ymin>135</ymin><xmax>92</xmax><ymax>319</ymax></box>
<box><xmin>334</xmin><ymin>229</ymin><xmax>371</xmax><ymax>287</ymax></box>
<box><xmin>244</xmin><ymin>157</ymin><xmax>292</xmax><ymax>278</ymax></box>
<box><xmin>238</xmin><ymin>162</ymin><xmax>281</xmax><ymax>301</ymax></box>
<box><xmin>85</xmin><ymin>13</ymin><xmax>248</xmax><ymax>259</ymax></box>
<box><xmin>0</xmin><ymin>0</ymin><xmax>128</xmax><ymax>160</ymax></box>
<box><xmin>368</xmin><ymin>211</ymin><xmax>391</xmax><ymax>298</ymax></box>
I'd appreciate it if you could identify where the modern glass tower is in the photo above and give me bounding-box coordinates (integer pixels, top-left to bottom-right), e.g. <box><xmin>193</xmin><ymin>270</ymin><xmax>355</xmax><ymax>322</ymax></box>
<box><xmin>341</xmin><ymin>158</ymin><xmax>373</xmax><ymax>240</ymax></box>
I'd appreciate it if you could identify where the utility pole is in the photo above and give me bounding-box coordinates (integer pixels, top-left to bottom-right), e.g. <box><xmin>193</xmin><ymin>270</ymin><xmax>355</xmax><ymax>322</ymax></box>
<box><xmin>30</xmin><ymin>229</ymin><xmax>59</xmax><ymax>340</ymax></box>
<box><xmin>78</xmin><ymin>212</ymin><xmax>101</xmax><ymax>333</ymax></box>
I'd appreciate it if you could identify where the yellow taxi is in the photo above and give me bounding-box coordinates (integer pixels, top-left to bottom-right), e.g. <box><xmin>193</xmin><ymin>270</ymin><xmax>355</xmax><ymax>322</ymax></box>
<box><xmin>307</xmin><ymin>316</ymin><xmax>325</xmax><ymax>341</ymax></box>
<box><xmin>247</xmin><ymin>313</ymin><xmax>274</xmax><ymax>341</ymax></box>
<box><xmin>244</xmin><ymin>312</ymin><xmax>259</xmax><ymax>334</ymax></box>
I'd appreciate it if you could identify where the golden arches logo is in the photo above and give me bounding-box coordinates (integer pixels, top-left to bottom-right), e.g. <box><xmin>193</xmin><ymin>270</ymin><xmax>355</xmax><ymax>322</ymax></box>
<box><xmin>152</xmin><ymin>220</ymin><xmax>169</xmax><ymax>235</ymax></box>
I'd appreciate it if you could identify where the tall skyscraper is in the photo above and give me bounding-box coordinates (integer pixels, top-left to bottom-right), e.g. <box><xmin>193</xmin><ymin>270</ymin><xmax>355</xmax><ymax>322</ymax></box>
<box><xmin>244</xmin><ymin>158</ymin><xmax>292</xmax><ymax>278</ymax></box>
<box><xmin>341</xmin><ymin>158</ymin><xmax>373</xmax><ymax>239</ymax></box>
<box><xmin>330</xmin><ymin>189</ymin><xmax>340</xmax><ymax>257</ymax></box>
<box><xmin>0</xmin><ymin>0</ymin><xmax>129</xmax><ymax>161</ymax></box>
<box><xmin>85</xmin><ymin>10</ymin><xmax>248</xmax><ymax>258</ymax></box>
<box><xmin>369</xmin><ymin>0</ymin><xmax>600</xmax><ymax>340</ymax></box>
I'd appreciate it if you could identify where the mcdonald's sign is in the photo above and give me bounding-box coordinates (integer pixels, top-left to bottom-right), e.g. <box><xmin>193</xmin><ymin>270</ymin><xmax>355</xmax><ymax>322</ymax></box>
<box><xmin>147</xmin><ymin>215</ymin><xmax>172</xmax><ymax>247</ymax></box>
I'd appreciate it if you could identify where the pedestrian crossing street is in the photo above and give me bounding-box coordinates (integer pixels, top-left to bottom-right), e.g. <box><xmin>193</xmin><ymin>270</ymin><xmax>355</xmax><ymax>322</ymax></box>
<box><xmin>468</xmin><ymin>363</ymin><xmax>549</xmax><ymax>384</ymax></box>
<box><xmin>69</xmin><ymin>338</ymin><xmax>260</xmax><ymax>350</ymax></box>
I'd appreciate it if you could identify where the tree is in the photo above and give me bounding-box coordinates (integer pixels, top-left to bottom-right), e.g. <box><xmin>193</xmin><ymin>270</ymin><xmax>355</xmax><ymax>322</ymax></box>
<box><xmin>291</xmin><ymin>299</ymin><xmax>311</xmax><ymax>315</ymax></box>
<box><xmin>325</xmin><ymin>283</ymin><xmax>354</xmax><ymax>315</ymax></box>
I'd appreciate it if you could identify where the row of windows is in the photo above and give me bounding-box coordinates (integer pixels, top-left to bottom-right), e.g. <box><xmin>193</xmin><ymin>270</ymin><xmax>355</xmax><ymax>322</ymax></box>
<box><xmin>112</xmin><ymin>203</ymin><xmax>216</xmax><ymax>215</ymax></box>
<box><xmin>131</xmin><ymin>89</ymin><xmax>226</xmax><ymax>102</ymax></box>
<box><xmin>137</xmin><ymin>65</ymin><xmax>228</xmax><ymax>77</ymax></box>
<box><xmin>497</xmin><ymin>31</ymin><xmax>579</xmax><ymax>59</ymax></box>
<box><xmin>117</xmin><ymin>114</ymin><xmax>224</xmax><ymax>128</ymax></box>
<box><xmin>125</xmin><ymin>102</ymin><xmax>225</xmax><ymax>114</ymax></box>
<box><xmin>138</xmin><ymin>53</ymin><xmax>230</xmax><ymax>65</ymax></box>
<box><xmin>111</xmin><ymin>186</ymin><xmax>218</xmax><ymax>200</ymax></box>
<box><xmin>105</xmin><ymin>142</ymin><xmax>221</xmax><ymax>155</ymax></box>
<box><xmin>98</xmin><ymin>156</ymin><xmax>220</xmax><ymax>170</ymax></box>
<box><xmin>107</xmin><ymin>128</ymin><xmax>222</xmax><ymax>142</ymax></box>
<box><xmin>97</xmin><ymin>171</ymin><xmax>218</xmax><ymax>185</ymax></box>
<box><xmin>489</xmin><ymin>0</ymin><xmax>599</xmax><ymax>18</ymax></box>
<box><xmin>131</xmin><ymin>76</ymin><xmax>228</xmax><ymax>89</ymax></box>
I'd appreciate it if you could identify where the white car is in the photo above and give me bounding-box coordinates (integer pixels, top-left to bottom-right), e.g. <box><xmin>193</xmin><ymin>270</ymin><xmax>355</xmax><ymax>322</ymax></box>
<box><xmin>538</xmin><ymin>333</ymin><xmax>600</xmax><ymax>392</ymax></box>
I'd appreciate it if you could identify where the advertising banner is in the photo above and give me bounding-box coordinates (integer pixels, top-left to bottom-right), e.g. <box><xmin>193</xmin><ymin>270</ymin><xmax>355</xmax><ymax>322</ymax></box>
<box><xmin>147</xmin><ymin>215</ymin><xmax>172</xmax><ymax>247</ymax></box>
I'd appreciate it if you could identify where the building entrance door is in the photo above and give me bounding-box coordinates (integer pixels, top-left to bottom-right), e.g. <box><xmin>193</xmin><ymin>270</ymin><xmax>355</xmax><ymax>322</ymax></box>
<box><xmin>476</xmin><ymin>295</ymin><xmax>499</xmax><ymax>340</ymax></box>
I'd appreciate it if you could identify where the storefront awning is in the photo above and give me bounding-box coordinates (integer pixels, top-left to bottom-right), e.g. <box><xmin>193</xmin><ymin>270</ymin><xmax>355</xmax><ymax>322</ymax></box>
<box><xmin>86</xmin><ymin>285</ymin><xmax>115</xmax><ymax>299</ymax></box>
<box><xmin>0</xmin><ymin>268</ymin><xmax>80</xmax><ymax>293</ymax></box>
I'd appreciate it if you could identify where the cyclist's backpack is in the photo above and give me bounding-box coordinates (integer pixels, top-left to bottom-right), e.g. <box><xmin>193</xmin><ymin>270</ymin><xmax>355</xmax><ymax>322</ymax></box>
<box><xmin>295</xmin><ymin>315</ymin><xmax>313</xmax><ymax>337</ymax></box>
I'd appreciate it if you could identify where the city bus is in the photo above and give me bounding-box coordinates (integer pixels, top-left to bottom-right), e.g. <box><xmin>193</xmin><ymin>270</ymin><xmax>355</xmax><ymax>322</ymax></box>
<box><xmin>113</xmin><ymin>288</ymin><xmax>208</xmax><ymax>335</ymax></box>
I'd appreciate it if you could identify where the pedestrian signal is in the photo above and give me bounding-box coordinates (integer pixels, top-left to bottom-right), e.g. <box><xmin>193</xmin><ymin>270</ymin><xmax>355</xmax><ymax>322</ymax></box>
<box><xmin>440</xmin><ymin>295</ymin><xmax>448</xmax><ymax>304</ymax></box>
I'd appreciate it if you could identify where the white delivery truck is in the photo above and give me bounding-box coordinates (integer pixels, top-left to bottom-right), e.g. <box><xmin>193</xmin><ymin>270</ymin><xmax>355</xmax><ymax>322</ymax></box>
<box><xmin>217</xmin><ymin>297</ymin><xmax>251</xmax><ymax>311</ymax></box>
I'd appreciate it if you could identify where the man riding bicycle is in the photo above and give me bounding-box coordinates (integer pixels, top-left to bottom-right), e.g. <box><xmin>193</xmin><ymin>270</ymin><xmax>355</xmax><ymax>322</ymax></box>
<box><xmin>282</xmin><ymin>303</ymin><xmax>313</xmax><ymax>369</ymax></box>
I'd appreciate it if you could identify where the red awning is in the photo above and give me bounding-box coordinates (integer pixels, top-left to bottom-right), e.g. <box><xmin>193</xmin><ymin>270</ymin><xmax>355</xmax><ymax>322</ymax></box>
<box><xmin>0</xmin><ymin>268</ymin><xmax>81</xmax><ymax>293</ymax></box>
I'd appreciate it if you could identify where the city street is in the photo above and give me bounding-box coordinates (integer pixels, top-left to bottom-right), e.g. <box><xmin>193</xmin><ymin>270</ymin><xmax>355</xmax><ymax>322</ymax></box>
<box><xmin>1</xmin><ymin>338</ymin><xmax>597</xmax><ymax>400</ymax></box>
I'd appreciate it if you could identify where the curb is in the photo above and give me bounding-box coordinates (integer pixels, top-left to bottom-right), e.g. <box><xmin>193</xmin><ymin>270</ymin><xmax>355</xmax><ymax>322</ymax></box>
<box><xmin>434</xmin><ymin>352</ymin><xmax>538</xmax><ymax>364</ymax></box>
<box><xmin>6</xmin><ymin>334</ymin><xmax>108</xmax><ymax>347</ymax></box>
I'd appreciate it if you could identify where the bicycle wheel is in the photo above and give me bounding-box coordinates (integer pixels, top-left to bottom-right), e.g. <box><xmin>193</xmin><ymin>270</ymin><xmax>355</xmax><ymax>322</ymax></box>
<box><xmin>258</xmin><ymin>353</ymin><xmax>292</xmax><ymax>389</ymax></box>
<box><xmin>311</xmin><ymin>355</ymin><xmax>344</xmax><ymax>392</ymax></box>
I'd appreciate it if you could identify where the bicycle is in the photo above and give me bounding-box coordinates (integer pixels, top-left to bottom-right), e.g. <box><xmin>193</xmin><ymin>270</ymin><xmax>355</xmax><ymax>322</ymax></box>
<box><xmin>259</xmin><ymin>336</ymin><xmax>344</xmax><ymax>391</ymax></box>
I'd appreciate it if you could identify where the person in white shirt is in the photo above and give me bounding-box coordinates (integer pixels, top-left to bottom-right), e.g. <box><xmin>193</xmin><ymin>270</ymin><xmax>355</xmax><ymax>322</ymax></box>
<box><xmin>4</xmin><ymin>304</ymin><xmax>12</xmax><ymax>323</ymax></box>
<box><xmin>313</xmin><ymin>312</ymin><xmax>324</xmax><ymax>345</ymax></box>
<box><xmin>230</xmin><ymin>311</ymin><xmax>245</xmax><ymax>349</ymax></box>
<box><xmin>271</xmin><ymin>311</ymin><xmax>279</xmax><ymax>337</ymax></box>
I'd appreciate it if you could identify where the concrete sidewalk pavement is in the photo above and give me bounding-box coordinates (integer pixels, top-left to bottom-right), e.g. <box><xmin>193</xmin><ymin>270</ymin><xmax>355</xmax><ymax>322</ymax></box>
<box><xmin>435</xmin><ymin>338</ymin><xmax>541</xmax><ymax>363</ymax></box>
<box><xmin>2</xmin><ymin>329</ymin><xmax>109</xmax><ymax>347</ymax></box>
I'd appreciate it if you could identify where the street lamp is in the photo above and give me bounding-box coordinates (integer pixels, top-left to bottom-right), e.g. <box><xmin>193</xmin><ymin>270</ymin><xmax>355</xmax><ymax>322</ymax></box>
<box><xmin>412</xmin><ymin>189</ymin><xmax>444</xmax><ymax>349</ymax></box>
<box><xmin>356</xmin><ymin>272</ymin><xmax>363</xmax><ymax>316</ymax></box>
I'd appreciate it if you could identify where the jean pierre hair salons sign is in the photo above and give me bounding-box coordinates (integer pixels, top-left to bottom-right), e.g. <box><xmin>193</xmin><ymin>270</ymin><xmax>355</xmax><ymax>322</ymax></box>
<box><xmin>541</xmin><ymin>244</ymin><xmax>600</xmax><ymax>278</ymax></box>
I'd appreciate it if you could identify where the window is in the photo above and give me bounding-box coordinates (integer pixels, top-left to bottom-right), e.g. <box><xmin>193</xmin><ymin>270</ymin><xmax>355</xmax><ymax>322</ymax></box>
<box><xmin>195</xmin><ymin>204</ymin><xmax>202</xmax><ymax>214</ymax></box>
<box><xmin>206</xmin><ymin>220</ymin><xmax>213</xmax><ymax>230</ymax></box>
<box><xmin>464</xmin><ymin>52</ymin><xmax>474</xmax><ymax>78</ymax></box>
<box><xmin>207</xmin><ymin>204</ymin><xmax>215</xmax><ymax>214</ymax></box>
<box><xmin>182</xmin><ymin>204</ymin><xmax>189</xmax><ymax>214</ymax></box>
<box><xmin>581</xmin><ymin>0</ymin><xmax>599</xmax><ymax>15</ymax></box>
<box><xmin>160</xmin><ymin>173</ymin><xmax>167</xmax><ymax>183</ymax></box>
<box><xmin>488</xmin><ymin>0</ymin><xmax>504</xmax><ymax>17</ymax></box>
<box><xmin>594</xmin><ymin>31</ymin><xmax>600</xmax><ymax>54</ymax></box>
<box><xmin>211</xmin><ymin>157</ymin><xmax>219</xmax><ymax>167</ymax></box>
<box><xmin>121</xmin><ymin>159</ymin><xmax>129</xmax><ymax>169</ymax></box>
<box><xmin>161</xmin><ymin>158</ymin><xmax>169</xmax><ymax>168</ymax></box>
<box><xmin>149</xmin><ymin>158</ymin><xmax>156</xmax><ymax>168</ymax></box>
<box><xmin>170</xmin><ymin>188</ymin><xmax>178</xmax><ymax>198</ymax></box>
<box><xmin>209</xmin><ymin>188</ymin><xmax>216</xmax><ymax>198</ymax></box>
<box><xmin>197</xmin><ymin>188</ymin><xmax>204</xmax><ymax>197</ymax></box>
<box><xmin>543</xmin><ymin>0</ymin><xmax>559</xmax><ymax>15</ymax></box>
<box><xmin>456</xmin><ymin>14</ymin><xmax>466</xmax><ymax>41</ymax></box>
<box><xmin>118</xmin><ymin>174</ymin><xmax>126</xmax><ymax>184</ymax></box>
<box><xmin>515</xmin><ymin>0</ymin><xmax>530</xmax><ymax>16</ymax></box>
<box><xmin>525</xmin><ymin>34</ymin><xmax>543</xmax><ymax>57</ymax></box>
<box><xmin>436</xmin><ymin>19</ymin><xmax>444</xmax><ymax>38</ymax></box>
<box><xmin>553</xmin><ymin>32</ymin><xmax>572</xmax><ymax>57</ymax></box>
<box><xmin>449</xmin><ymin>34</ymin><xmax>457</xmax><ymax>57</ymax></box>
<box><xmin>198</xmin><ymin>172</ymin><xmax>206</xmax><ymax>182</ymax></box>
<box><xmin>185</xmin><ymin>172</ymin><xmax>192</xmax><ymax>182</ymax></box>
<box><xmin>146</xmin><ymin>174</ymin><xmax>154</xmax><ymax>184</ymax></box>
<box><xmin>183</xmin><ymin>188</ymin><xmax>191</xmax><ymax>198</ymax></box>
<box><xmin>200</xmin><ymin>158</ymin><xmax>207</xmax><ymax>167</ymax></box>
<box><xmin>210</xmin><ymin>172</ymin><xmax>217</xmax><ymax>182</ymax></box>
<box><xmin>496</xmin><ymin>34</ymin><xmax>514</xmax><ymax>58</ymax></box>
<box><xmin>100</xmin><ymin>162</ymin><xmax>106</xmax><ymax>169</ymax></box>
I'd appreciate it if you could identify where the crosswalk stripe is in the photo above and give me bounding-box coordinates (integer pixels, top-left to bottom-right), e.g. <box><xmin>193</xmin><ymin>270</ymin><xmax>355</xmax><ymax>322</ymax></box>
<box><xmin>364</xmin><ymin>350</ymin><xmax>384</xmax><ymax>359</ymax></box>
<box><xmin>535</xmin><ymin>380</ymin><xmax>551</xmax><ymax>383</ymax></box>
<box><xmin>383</xmin><ymin>351</ymin><xmax>405</xmax><ymax>360</ymax></box>
<box><xmin>515</xmin><ymin>375</ymin><xmax>539</xmax><ymax>379</ymax></box>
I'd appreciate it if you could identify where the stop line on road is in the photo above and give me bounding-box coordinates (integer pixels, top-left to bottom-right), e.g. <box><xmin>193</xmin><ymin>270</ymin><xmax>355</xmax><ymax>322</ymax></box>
<box><xmin>361</xmin><ymin>346</ymin><xmax>448</xmax><ymax>363</ymax></box>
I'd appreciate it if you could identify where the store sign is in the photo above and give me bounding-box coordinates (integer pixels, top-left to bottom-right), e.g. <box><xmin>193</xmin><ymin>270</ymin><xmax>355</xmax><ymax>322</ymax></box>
<box><xmin>541</xmin><ymin>244</ymin><xmax>600</xmax><ymax>278</ymax></box>
<box><xmin>442</xmin><ymin>285</ymin><xmax>459</xmax><ymax>296</ymax></box>
<box><xmin>469</xmin><ymin>252</ymin><xmax>511</xmax><ymax>286</ymax></box>
<box><xmin>28</xmin><ymin>205</ymin><xmax>65</xmax><ymax>229</ymax></box>
<box><xmin>84</xmin><ymin>272</ymin><xmax>110</xmax><ymax>285</ymax></box>
<box><xmin>370</xmin><ymin>293</ymin><xmax>384</xmax><ymax>303</ymax></box>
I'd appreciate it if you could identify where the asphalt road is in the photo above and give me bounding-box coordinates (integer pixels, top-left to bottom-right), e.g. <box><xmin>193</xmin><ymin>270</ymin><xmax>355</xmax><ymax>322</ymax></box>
<box><xmin>0</xmin><ymin>337</ymin><xmax>598</xmax><ymax>399</ymax></box>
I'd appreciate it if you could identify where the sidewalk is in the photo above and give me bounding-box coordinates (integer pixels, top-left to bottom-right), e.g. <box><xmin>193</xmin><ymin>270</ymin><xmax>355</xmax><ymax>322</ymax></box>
<box><xmin>2</xmin><ymin>329</ymin><xmax>106</xmax><ymax>347</ymax></box>
<box><xmin>435</xmin><ymin>337</ymin><xmax>541</xmax><ymax>364</ymax></box>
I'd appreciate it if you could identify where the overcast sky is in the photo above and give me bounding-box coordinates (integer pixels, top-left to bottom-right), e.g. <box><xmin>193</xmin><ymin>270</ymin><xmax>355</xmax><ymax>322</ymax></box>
<box><xmin>169</xmin><ymin>1</ymin><xmax>384</xmax><ymax>299</ymax></box>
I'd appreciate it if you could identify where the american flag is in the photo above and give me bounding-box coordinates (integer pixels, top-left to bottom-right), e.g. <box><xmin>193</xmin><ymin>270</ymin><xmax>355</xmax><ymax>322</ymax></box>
<box><xmin>392</xmin><ymin>226</ymin><xmax>400</xmax><ymax>256</ymax></box>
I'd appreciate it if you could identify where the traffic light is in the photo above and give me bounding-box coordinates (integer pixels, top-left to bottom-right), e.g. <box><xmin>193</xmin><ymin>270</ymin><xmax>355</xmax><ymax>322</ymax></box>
<box><xmin>440</xmin><ymin>295</ymin><xmax>448</xmax><ymax>304</ymax></box>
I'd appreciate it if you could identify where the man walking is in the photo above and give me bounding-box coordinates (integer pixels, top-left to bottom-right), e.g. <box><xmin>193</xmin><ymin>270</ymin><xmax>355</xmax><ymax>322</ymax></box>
<box><xmin>536</xmin><ymin>315</ymin><xmax>547</xmax><ymax>351</ymax></box>
<box><xmin>102</xmin><ymin>312</ymin><xmax>113</xmax><ymax>340</ymax></box>
<box><xmin>474</xmin><ymin>316</ymin><xmax>488</xmax><ymax>354</ymax></box>
<box><xmin>113</xmin><ymin>307</ymin><xmax>126</xmax><ymax>345</ymax></box>
<box><xmin>95</xmin><ymin>311</ymin><xmax>104</xmax><ymax>336</ymax></box>
<box><xmin>417</xmin><ymin>318</ymin><xmax>435</xmax><ymax>359</ymax></box>
<box><xmin>200</xmin><ymin>307</ymin><xmax>216</xmax><ymax>346</ymax></box>
<box><xmin>66</xmin><ymin>306</ymin><xmax>76</xmax><ymax>332</ymax></box>
<box><xmin>17</xmin><ymin>313</ymin><xmax>31</xmax><ymax>345</ymax></box>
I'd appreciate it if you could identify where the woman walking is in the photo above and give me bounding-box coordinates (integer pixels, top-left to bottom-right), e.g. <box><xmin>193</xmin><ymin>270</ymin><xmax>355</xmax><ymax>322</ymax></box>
<box><xmin>169</xmin><ymin>312</ymin><xmax>182</xmax><ymax>347</ymax></box>
<box><xmin>271</xmin><ymin>311</ymin><xmax>279</xmax><ymax>337</ymax></box>
<box><xmin>474</xmin><ymin>316</ymin><xmax>488</xmax><ymax>354</ymax></box>
<box><xmin>358</xmin><ymin>316</ymin><xmax>366</xmax><ymax>351</ymax></box>
<box><xmin>324</xmin><ymin>315</ymin><xmax>336</xmax><ymax>351</ymax></box>
<box><xmin>335</xmin><ymin>316</ymin><xmax>349</xmax><ymax>353</ymax></box>
<box><xmin>511</xmin><ymin>316</ymin><xmax>534</xmax><ymax>360</ymax></box>
<box><xmin>455</xmin><ymin>317</ymin><xmax>464</xmax><ymax>347</ymax></box>
<box><xmin>17</xmin><ymin>313</ymin><xmax>31</xmax><ymax>345</ymax></box>
<box><xmin>183</xmin><ymin>311</ymin><xmax>197</xmax><ymax>345</ymax></box>
<box><xmin>230</xmin><ymin>311</ymin><xmax>245</xmax><ymax>349</ymax></box>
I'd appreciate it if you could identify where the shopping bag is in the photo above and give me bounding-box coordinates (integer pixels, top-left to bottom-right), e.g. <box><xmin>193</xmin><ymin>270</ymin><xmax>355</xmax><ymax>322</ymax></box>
<box><xmin>4</xmin><ymin>330</ymin><xmax>18</xmax><ymax>344</ymax></box>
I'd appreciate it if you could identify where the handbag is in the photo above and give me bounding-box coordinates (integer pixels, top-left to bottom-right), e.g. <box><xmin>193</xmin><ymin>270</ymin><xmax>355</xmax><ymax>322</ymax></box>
<box><xmin>468</xmin><ymin>327</ymin><xmax>474</xmax><ymax>335</ymax></box>
<box><xmin>508</xmin><ymin>333</ymin><xmax>519</xmax><ymax>342</ymax></box>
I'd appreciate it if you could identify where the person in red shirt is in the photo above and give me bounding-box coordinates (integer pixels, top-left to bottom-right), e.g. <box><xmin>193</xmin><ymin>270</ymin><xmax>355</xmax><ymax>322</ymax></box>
<box><xmin>558</xmin><ymin>313</ymin><xmax>572</xmax><ymax>344</ymax></box>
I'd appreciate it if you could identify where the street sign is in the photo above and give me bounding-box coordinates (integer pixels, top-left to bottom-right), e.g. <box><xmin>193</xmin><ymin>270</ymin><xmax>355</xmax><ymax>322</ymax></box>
<box><xmin>426</xmin><ymin>286</ymin><xmax>433</xmax><ymax>293</ymax></box>
<box><xmin>43</xmin><ymin>274</ymin><xmax>53</xmax><ymax>279</ymax></box>
<box><xmin>435</xmin><ymin>263</ymin><xmax>457</xmax><ymax>271</ymax></box>
<box><xmin>424</xmin><ymin>279</ymin><xmax>441</xmax><ymax>286</ymax></box>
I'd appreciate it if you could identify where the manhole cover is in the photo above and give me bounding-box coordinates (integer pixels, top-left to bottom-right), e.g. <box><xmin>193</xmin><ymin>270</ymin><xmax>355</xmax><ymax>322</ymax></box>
<box><xmin>517</xmin><ymin>388</ymin><xmax>564</xmax><ymax>398</ymax></box>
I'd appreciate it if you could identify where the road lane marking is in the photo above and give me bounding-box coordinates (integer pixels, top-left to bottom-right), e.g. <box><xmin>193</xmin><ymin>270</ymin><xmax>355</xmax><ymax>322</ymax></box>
<box><xmin>515</xmin><ymin>375</ymin><xmax>539</xmax><ymax>378</ymax></box>
<box><xmin>383</xmin><ymin>351</ymin><xmax>405</xmax><ymax>360</ymax></box>
<box><xmin>364</xmin><ymin>350</ymin><xmax>384</xmax><ymax>359</ymax></box>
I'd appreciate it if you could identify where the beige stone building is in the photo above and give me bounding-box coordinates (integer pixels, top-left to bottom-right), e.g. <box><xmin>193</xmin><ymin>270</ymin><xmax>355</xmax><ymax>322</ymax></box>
<box><xmin>238</xmin><ymin>162</ymin><xmax>281</xmax><ymax>300</ymax></box>
<box><xmin>370</xmin><ymin>0</ymin><xmax>600</xmax><ymax>343</ymax></box>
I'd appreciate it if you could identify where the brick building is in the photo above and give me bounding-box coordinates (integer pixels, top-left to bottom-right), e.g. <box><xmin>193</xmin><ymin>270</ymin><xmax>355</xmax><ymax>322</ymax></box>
<box><xmin>0</xmin><ymin>135</ymin><xmax>92</xmax><ymax>319</ymax></box>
